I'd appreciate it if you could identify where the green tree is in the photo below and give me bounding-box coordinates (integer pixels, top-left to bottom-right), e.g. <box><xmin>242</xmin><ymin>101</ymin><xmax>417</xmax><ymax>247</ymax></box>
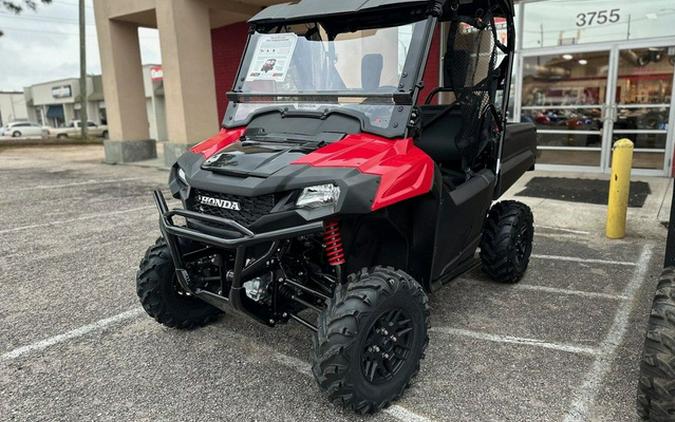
<box><xmin>1</xmin><ymin>0</ymin><xmax>52</xmax><ymax>36</ymax></box>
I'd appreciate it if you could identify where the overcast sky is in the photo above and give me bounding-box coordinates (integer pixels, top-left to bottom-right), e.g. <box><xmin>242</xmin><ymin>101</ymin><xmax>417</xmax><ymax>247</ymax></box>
<box><xmin>0</xmin><ymin>0</ymin><xmax>161</xmax><ymax>91</ymax></box>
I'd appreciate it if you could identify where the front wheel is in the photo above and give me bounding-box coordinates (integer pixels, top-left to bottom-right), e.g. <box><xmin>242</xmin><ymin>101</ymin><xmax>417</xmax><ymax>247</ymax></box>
<box><xmin>480</xmin><ymin>200</ymin><xmax>534</xmax><ymax>283</ymax></box>
<box><xmin>12</xmin><ymin>131</ymin><xmax>21</xmax><ymax>138</ymax></box>
<box><xmin>311</xmin><ymin>267</ymin><xmax>429</xmax><ymax>414</ymax></box>
<box><xmin>136</xmin><ymin>237</ymin><xmax>222</xmax><ymax>329</ymax></box>
<box><xmin>637</xmin><ymin>267</ymin><xmax>675</xmax><ymax>420</ymax></box>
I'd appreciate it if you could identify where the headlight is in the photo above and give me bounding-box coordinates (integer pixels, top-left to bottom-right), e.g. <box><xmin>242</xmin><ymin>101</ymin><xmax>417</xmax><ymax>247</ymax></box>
<box><xmin>296</xmin><ymin>184</ymin><xmax>340</xmax><ymax>209</ymax></box>
<box><xmin>177</xmin><ymin>168</ymin><xmax>188</xmax><ymax>185</ymax></box>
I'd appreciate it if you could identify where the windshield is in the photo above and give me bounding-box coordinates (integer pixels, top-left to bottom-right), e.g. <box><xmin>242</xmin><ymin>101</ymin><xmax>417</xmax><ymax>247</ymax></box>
<box><xmin>240</xmin><ymin>20</ymin><xmax>426</xmax><ymax>96</ymax></box>
<box><xmin>229</xmin><ymin>19</ymin><xmax>430</xmax><ymax>136</ymax></box>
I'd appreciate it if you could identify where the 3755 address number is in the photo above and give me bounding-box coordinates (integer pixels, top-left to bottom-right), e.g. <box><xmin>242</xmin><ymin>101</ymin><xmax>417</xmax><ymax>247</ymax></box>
<box><xmin>576</xmin><ymin>9</ymin><xmax>621</xmax><ymax>27</ymax></box>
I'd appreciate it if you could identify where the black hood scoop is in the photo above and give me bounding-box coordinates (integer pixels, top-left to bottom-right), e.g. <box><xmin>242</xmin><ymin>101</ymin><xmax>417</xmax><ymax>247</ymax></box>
<box><xmin>201</xmin><ymin>131</ymin><xmax>343</xmax><ymax>178</ymax></box>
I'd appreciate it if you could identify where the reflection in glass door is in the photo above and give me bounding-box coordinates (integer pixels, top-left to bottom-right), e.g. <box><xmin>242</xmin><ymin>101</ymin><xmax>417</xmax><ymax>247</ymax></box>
<box><xmin>521</xmin><ymin>51</ymin><xmax>610</xmax><ymax>167</ymax></box>
<box><xmin>608</xmin><ymin>47</ymin><xmax>674</xmax><ymax>172</ymax></box>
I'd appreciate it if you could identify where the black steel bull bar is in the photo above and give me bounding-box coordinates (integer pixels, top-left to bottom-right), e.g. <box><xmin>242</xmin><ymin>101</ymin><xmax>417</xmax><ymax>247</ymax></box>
<box><xmin>153</xmin><ymin>189</ymin><xmax>324</xmax><ymax>327</ymax></box>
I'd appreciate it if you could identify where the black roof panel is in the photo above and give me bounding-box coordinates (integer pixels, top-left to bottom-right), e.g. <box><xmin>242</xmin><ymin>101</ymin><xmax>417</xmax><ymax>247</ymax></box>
<box><xmin>249</xmin><ymin>0</ymin><xmax>432</xmax><ymax>24</ymax></box>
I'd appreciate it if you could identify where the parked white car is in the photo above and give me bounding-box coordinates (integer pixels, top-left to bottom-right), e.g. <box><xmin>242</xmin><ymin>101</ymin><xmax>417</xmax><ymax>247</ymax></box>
<box><xmin>51</xmin><ymin>121</ymin><xmax>109</xmax><ymax>139</ymax></box>
<box><xmin>1</xmin><ymin>122</ymin><xmax>48</xmax><ymax>138</ymax></box>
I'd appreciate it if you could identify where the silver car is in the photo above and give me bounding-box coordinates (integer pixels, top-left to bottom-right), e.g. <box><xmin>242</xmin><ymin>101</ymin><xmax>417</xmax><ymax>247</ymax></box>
<box><xmin>1</xmin><ymin>122</ymin><xmax>48</xmax><ymax>138</ymax></box>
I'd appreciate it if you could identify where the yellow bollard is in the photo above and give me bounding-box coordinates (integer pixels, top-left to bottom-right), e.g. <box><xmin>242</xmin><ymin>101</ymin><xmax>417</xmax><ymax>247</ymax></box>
<box><xmin>606</xmin><ymin>139</ymin><xmax>634</xmax><ymax>239</ymax></box>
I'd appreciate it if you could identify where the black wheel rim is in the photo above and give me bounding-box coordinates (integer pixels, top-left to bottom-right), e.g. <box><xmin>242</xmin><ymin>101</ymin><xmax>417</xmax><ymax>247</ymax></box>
<box><xmin>360</xmin><ymin>308</ymin><xmax>414</xmax><ymax>385</ymax></box>
<box><xmin>513</xmin><ymin>223</ymin><xmax>531</xmax><ymax>269</ymax></box>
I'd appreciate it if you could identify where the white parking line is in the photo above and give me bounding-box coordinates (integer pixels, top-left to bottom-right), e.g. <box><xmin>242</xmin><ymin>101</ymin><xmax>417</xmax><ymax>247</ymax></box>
<box><xmin>271</xmin><ymin>352</ymin><xmax>433</xmax><ymax>422</ymax></box>
<box><xmin>513</xmin><ymin>284</ymin><xmax>628</xmax><ymax>301</ymax></box>
<box><xmin>531</xmin><ymin>254</ymin><xmax>636</xmax><ymax>267</ymax></box>
<box><xmin>431</xmin><ymin>327</ymin><xmax>599</xmax><ymax>356</ymax></box>
<box><xmin>2</xmin><ymin>307</ymin><xmax>432</xmax><ymax>422</ymax></box>
<box><xmin>2</xmin><ymin>177</ymin><xmax>142</xmax><ymax>193</ymax></box>
<box><xmin>535</xmin><ymin>225</ymin><xmax>591</xmax><ymax>235</ymax></box>
<box><xmin>563</xmin><ymin>243</ymin><xmax>654</xmax><ymax>422</ymax></box>
<box><xmin>0</xmin><ymin>206</ymin><xmax>155</xmax><ymax>235</ymax></box>
<box><xmin>0</xmin><ymin>308</ymin><xmax>144</xmax><ymax>362</ymax></box>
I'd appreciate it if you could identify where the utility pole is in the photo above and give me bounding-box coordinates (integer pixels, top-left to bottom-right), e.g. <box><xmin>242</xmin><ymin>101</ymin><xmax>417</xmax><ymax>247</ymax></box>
<box><xmin>79</xmin><ymin>0</ymin><xmax>88</xmax><ymax>140</ymax></box>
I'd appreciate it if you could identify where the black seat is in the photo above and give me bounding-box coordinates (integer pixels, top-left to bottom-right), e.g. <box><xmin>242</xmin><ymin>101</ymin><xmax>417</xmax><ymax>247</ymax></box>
<box><xmin>415</xmin><ymin>48</ymin><xmax>472</xmax><ymax>171</ymax></box>
<box><xmin>417</xmin><ymin>105</ymin><xmax>463</xmax><ymax>167</ymax></box>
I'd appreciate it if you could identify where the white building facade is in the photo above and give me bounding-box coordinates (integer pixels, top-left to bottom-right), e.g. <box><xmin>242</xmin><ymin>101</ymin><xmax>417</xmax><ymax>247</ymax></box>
<box><xmin>24</xmin><ymin>76</ymin><xmax>107</xmax><ymax>128</ymax></box>
<box><xmin>0</xmin><ymin>91</ymin><xmax>29</xmax><ymax>126</ymax></box>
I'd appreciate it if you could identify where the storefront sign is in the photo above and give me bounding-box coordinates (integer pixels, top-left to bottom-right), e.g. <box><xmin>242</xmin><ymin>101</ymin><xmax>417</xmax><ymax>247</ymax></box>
<box><xmin>51</xmin><ymin>85</ymin><xmax>72</xmax><ymax>99</ymax></box>
<box><xmin>150</xmin><ymin>66</ymin><xmax>163</xmax><ymax>81</ymax></box>
<box><xmin>576</xmin><ymin>9</ymin><xmax>621</xmax><ymax>28</ymax></box>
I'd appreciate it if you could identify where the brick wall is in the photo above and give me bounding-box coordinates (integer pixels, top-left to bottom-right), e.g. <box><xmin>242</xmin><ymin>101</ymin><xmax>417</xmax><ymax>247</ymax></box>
<box><xmin>211</xmin><ymin>22</ymin><xmax>249</xmax><ymax>123</ymax></box>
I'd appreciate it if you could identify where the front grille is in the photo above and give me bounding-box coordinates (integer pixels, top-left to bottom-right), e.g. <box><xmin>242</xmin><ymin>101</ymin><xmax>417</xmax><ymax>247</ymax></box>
<box><xmin>188</xmin><ymin>189</ymin><xmax>275</xmax><ymax>227</ymax></box>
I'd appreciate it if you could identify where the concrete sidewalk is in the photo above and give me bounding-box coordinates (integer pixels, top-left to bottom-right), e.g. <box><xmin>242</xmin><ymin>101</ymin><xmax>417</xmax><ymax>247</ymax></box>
<box><xmin>502</xmin><ymin>171</ymin><xmax>672</xmax><ymax>241</ymax></box>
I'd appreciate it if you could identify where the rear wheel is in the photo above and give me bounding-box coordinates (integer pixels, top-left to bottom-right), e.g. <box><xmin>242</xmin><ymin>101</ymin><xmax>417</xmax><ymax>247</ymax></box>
<box><xmin>637</xmin><ymin>267</ymin><xmax>675</xmax><ymax>420</ymax></box>
<box><xmin>57</xmin><ymin>134</ymin><xmax>68</xmax><ymax>139</ymax></box>
<box><xmin>136</xmin><ymin>237</ymin><xmax>222</xmax><ymax>329</ymax></box>
<box><xmin>311</xmin><ymin>267</ymin><xmax>429</xmax><ymax>414</ymax></box>
<box><xmin>480</xmin><ymin>200</ymin><xmax>534</xmax><ymax>283</ymax></box>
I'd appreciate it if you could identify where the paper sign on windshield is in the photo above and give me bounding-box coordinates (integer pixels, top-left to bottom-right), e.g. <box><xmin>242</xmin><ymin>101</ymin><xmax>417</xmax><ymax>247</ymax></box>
<box><xmin>246</xmin><ymin>34</ymin><xmax>298</xmax><ymax>82</ymax></box>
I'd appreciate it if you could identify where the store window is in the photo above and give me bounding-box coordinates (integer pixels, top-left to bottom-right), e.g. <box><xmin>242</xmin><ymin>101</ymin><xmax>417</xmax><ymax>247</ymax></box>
<box><xmin>613</xmin><ymin>47</ymin><xmax>674</xmax><ymax>170</ymax></box>
<box><xmin>521</xmin><ymin>51</ymin><xmax>608</xmax><ymax>166</ymax></box>
<box><xmin>523</xmin><ymin>0</ymin><xmax>675</xmax><ymax>49</ymax></box>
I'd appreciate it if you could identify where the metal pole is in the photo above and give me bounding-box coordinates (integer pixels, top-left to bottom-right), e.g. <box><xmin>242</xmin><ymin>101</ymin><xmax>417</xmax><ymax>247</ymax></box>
<box><xmin>606</xmin><ymin>139</ymin><xmax>634</xmax><ymax>239</ymax></box>
<box><xmin>79</xmin><ymin>0</ymin><xmax>88</xmax><ymax>140</ymax></box>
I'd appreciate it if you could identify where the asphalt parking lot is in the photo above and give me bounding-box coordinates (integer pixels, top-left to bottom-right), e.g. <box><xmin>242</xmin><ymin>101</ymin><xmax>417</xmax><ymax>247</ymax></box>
<box><xmin>0</xmin><ymin>146</ymin><xmax>667</xmax><ymax>421</ymax></box>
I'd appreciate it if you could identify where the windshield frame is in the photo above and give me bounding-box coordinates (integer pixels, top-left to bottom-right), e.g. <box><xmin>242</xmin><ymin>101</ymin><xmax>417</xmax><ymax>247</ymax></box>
<box><xmin>223</xmin><ymin>15</ymin><xmax>437</xmax><ymax>139</ymax></box>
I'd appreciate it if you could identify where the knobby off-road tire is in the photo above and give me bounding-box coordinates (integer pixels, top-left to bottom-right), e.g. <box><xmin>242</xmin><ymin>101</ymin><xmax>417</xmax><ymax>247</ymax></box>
<box><xmin>637</xmin><ymin>267</ymin><xmax>675</xmax><ymax>421</ymax></box>
<box><xmin>136</xmin><ymin>237</ymin><xmax>222</xmax><ymax>329</ymax></box>
<box><xmin>480</xmin><ymin>200</ymin><xmax>534</xmax><ymax>284</ymax></box>
<box><xmin>311</xmin><ymin>267</ymin><xmax>430</xmax><ymax>414</ymax></box>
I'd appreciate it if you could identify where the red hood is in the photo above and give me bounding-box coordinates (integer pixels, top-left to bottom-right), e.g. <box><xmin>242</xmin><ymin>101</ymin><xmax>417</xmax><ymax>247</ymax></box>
<box><xmin>293</xmin><ymin>133</ymin><xmax>434</xmax><ymax>210</ymax></box>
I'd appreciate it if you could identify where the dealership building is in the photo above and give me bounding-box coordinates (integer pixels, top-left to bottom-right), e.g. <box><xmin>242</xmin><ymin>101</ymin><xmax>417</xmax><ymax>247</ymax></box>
<box><xmin>93</xmin><ymin>0</ymin><xmax>675</xmax><ymax>176</ymax></box>
<box><xmin>23</xmin><ymin>76</ymin><xmax>107</xmax><ymax>128</ymax></box>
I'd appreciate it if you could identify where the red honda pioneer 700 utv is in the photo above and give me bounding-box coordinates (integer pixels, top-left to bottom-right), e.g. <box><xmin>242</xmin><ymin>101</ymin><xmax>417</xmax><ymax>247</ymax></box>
<box><xmin>138</xmin><ymin>0</ymin><xmax>536</xmax><ymax>413</ymax></box>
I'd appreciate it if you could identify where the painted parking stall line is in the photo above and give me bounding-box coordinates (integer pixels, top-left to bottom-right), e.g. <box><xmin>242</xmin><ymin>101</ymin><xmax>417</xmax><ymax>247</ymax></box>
<box><xmin>0</xmin><ymin>206</ymin><xmax>156</xmax><ymax>235</ymax></box>
<box><xmin>535</xmin><ymin>225</ymin><xmax>592</xmax><ymax>235</ymax></box>
<box><xmin>563</xmin><ymin>243</ymin><xmax>654</xmax><ymax>422</ymax></box>
<box><xmin>2</xmin><ymin>305</ymin><xmax>433</xmax><ymax>422</ymax></box>
<box><xmin>531</xmin><ymin>254</ymin><xmax>637</xmax><ymax>267</ymax></box>
<box><xmin>1</xmin><ymin>308</ymin><xmax>145</xmax><ymax>362</ymax></box>
<box><xmin>430</xmin><ymin>327</ymin><xmax>600</xmax><ymax>356</ymax></box>
<box><xmin>1</xmin><ymin>177</ymin><xmax>142</xmax><ymax>193</ymax></box>
<box><xmin>513</xmin><ymin>284</ymin><xmax>628</xmax><ymax>301</ymax></box>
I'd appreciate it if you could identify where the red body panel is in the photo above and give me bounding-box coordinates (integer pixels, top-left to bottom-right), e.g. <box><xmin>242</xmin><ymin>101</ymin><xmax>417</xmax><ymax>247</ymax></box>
<box><xmin>191</xmin><ymin>128</ymin><xmax>245</xmax><ymax>158</ymax></box>
<box><xmin>293</xmin><ymin>134</ymin><xmax>435</xmax><ymax>211</ymax></box>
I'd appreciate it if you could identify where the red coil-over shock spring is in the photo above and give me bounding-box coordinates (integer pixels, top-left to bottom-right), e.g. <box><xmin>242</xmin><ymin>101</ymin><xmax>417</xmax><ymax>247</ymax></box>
<box><xmin>323</xmin><ymin>219</ymin><xmax>346</xmax><ymax>266</ymax></box>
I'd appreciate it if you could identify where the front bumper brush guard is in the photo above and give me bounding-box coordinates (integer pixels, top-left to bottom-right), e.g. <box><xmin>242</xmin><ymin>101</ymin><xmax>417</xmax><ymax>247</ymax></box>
<box><xmin>152</xmin><ymin>189</ymin><xmax>324</xmax><ymax>327</ymax></box>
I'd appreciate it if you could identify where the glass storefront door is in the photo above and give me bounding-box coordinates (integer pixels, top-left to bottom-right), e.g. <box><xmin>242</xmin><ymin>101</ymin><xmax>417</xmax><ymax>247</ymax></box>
<box><xmin>521</xmin><ymin>51</ymin><xmax>610</xmax><ymax>168</ymax></box>
<box><xmin>520</xmin><ymin>43</ymin><xmax>675</xmax><ymax>175</ymax></box>
<box><xmin>608</xmin><ymin>46</ymin><xmax>674</xmax><ymax>171</ymax></box>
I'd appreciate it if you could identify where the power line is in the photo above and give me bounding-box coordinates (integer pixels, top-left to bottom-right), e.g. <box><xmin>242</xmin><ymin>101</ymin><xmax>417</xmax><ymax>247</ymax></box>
<box><xmin>0</xmin><ymin>12</ymin><xmax>96</xmax><ymax>25</ymax></box>
<box><xmin>0</xmin><ymin>25</ymin><xmax>158</xmax><ymax>39</ymax></box>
